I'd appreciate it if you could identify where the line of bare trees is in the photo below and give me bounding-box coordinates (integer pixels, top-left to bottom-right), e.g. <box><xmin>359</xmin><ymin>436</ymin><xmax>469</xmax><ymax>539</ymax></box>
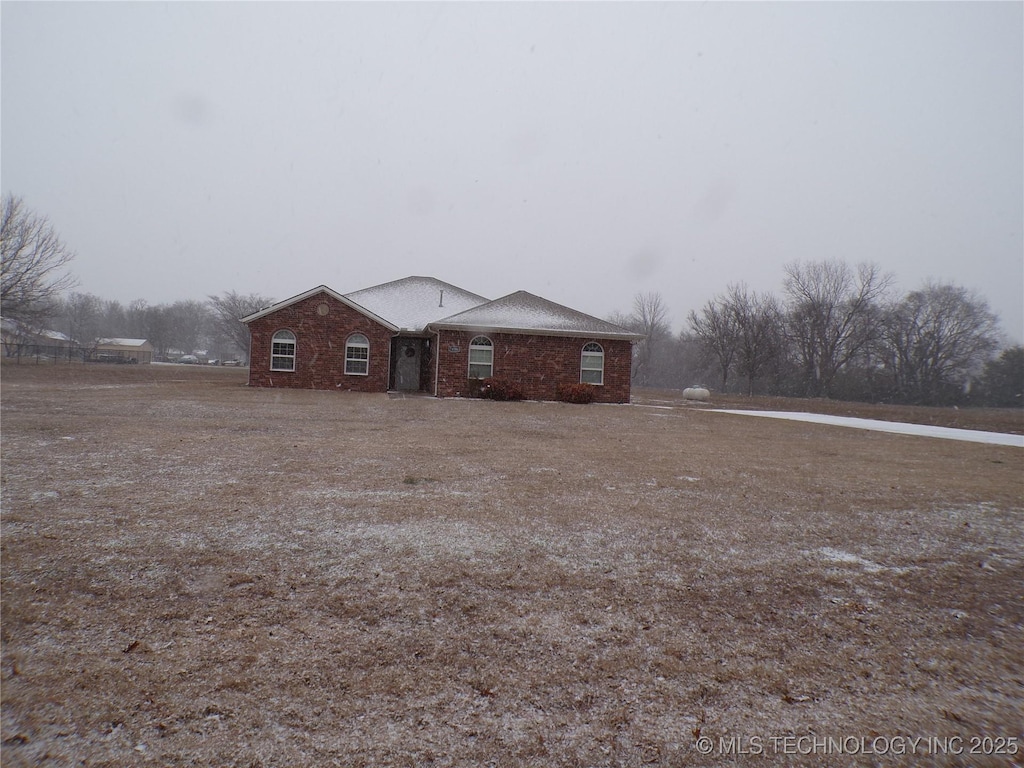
<box><xmin>614</xmin><ymin>260</ymin><xmax>1019</xmax><ymax>407</ymax></box>
<box><xmin>42</xmin><ymin>291</ymin><xmax>272</xmax><ymax>363</ymax></box>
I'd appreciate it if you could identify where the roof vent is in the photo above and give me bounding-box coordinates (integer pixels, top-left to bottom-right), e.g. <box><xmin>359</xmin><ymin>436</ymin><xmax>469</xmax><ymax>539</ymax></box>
<box><xmin>439</xmin><ymin>289</ymin><xmax>444</xmax><ymax>308</ymax></box>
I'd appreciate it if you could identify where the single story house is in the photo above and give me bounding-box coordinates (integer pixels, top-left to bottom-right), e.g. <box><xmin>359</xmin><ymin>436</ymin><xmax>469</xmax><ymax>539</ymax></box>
<box><xmin>91</xmin><ymin>338</ymin><xmax>154</xmax><ymax>364</ymax></box>
<box><xmin>242</xmin><ymin>276</ymin><xmax>642</xmax><ymax>403</ymax></box>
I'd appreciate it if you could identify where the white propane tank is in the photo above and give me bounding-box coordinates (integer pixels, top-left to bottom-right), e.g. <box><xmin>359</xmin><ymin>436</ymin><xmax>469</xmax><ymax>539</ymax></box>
<box><xmin>682</xmin><ymin>387</ymin><xmax>710</xmax><ymax>402</ymax></box>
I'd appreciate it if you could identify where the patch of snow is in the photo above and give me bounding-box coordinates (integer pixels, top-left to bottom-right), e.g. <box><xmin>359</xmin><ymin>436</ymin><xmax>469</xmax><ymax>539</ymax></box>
<box><xmin>816</xmin><ymin>547</ymin><xmax>910</xmax><ymax>575</ymax></box>
<box><xmin>713</xmin><ymin>409</ymin><xmax>1024</xmax><ymax>447</ymax></box>
<box><xmin>818</xmin><ymin>547</ymin><xmax>886</xmax><ymax>573</ymax></box>
<box><xmin>320</xmin><ymin>520</ymin><xmax>504</xmax><ymax>564</ymax></box>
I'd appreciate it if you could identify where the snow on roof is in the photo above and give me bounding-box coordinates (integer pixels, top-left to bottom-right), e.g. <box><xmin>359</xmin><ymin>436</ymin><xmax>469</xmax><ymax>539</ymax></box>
<box><xmin>240</xmin><ymin>277</ymin><xmax>639</xmax><ymax>339</ymax></box>
<box><xmin>96</xmin><ymin>338</ymin><xmax>150</xmax><ymax>347</ymax></box>
<box><xmin>430</xmin><ymin>291</ymin><xmax>644</xmax><ymax>340</ymax></box>
<box><xmin>40</xmin><ymin>329</ymin><xmax>74</xmax><ymax>342</ymax></box>
<box><xmin>0</xmin><ymin>317</ymin><xmax>74</xmax><ymax>343</ymax></box>
<box><xmin>344</xmin><ymin>276</ymin><xmax>489</xmax><ymax>333</ymax></box>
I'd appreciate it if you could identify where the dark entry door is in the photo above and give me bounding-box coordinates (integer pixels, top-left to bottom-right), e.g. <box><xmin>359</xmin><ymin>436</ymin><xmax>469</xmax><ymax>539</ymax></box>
<box><xmin>394</xmin><ymin>339</ymin><xmax>421</xmax><ymax>391</ymax></box>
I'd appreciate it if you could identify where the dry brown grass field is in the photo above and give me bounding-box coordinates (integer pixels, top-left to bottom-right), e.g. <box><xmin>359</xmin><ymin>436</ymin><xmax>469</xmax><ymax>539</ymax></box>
<box><xmin>2</xmin><ymin>361</ymin><xmax>1022</xmax><ymax>767</ymax></box>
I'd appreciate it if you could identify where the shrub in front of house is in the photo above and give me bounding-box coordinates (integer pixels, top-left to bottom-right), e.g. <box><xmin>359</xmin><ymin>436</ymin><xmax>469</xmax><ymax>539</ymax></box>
<box><xmin>468</xmin><ymin>378</ymin><xmax>525</xmax><ymax>401</ymax></box>
<box><xmin>555</xmin><ymin>382</ymin><xmax>596</xmax><ymax>404</ymax></box>
<box><xmin>483</xmin><ymin>378</ymin><xmax>525</xmax><ymax>401</ymax></box>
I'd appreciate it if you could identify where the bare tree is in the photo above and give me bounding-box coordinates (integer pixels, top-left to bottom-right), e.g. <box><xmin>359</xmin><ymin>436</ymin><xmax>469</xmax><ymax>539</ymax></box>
<box><xmin>125</xmin><ymin>299</ymin><xmax>149</xmax><ymax>340</ymax></box>
<box><xmin>165</xmin><ymin>300</ymin><xmax>212</xmax><ymax>357</ymax></box>
<box><xmin>59</xmin><ymin>292</ymin><xmax>103</xmax><ymax>349</ymax></box>
<box><xmin>208</xmin><ymin>291</ymin><xmax>274</xmax><ymax>363</ymax></box>
<box><xmin>688</xmin><ymin>295</ymin><xmax>740</xmax><ymax>391</ymax></box>
<box><xmin>102</xmin><ymin>299</ymin><xmax>128</xmax><ymax>336</ymax></box>
<box><xmin>978</xmin><ymin>346</ymin><xmax>1023</xmax><ymax>407</ymax></box>
<box><xmin>881</xmin><ymin>282</ymin><xmax>1001</xmax><ymax>404</ymax></box>
<box><xmin>1</xmin><ymin>194</ymin><xmax>77</xmax><ymax>327</ymax></box>
<box><xmin>783</xmin><ymin>259</ymin><xmax>892</xmax><ymax>397</ymax></box>
<box><xmin>725</xmin><ymin>283</ymin><xmax>784</xmax><ymax>396</ymax></box>
<box><xmin>629</xmin><ymin>292</ymin><xmax>672</xmax><ymax>385</ymax></box>
<box><xmin>143</xmin><ymin>305</ymin><xmax>173</xmax><ymax>360</ymax></box>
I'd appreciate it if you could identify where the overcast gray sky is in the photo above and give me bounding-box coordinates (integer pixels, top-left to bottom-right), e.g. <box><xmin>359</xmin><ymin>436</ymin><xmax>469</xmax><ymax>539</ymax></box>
<box><xmin>2</xmin><ymin>1</ymin><xmax>1022</xmax><ymax>339</ymax></box>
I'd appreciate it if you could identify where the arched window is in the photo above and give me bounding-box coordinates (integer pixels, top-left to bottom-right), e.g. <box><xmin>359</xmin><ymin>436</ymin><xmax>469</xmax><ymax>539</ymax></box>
<box><xmin>271</xmin><ymin>330</ymin><xmax>296</xmax><ymax>371</ymax></box>
<box><xmin>345</xmin><ymin>333</ymin><xmax>369</xmax><ymax>375</ymax></box>
<box><xmin>581</xmin><ymin>342</ymin><xmax>604</xmax><ymax>385</ymax></box>
<box><xmin>468</xmin><ymin>336</ymin><xmax>493</xmax><ymax>379</ymax></box>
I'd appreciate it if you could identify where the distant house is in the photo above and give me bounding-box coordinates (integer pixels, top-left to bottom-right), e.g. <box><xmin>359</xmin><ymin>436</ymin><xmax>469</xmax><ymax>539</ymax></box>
<box><xmin>242</xmin><ymin>276</ymin><xmax>642</xmax><ymax>403</ymax></box>
<box><xmin>91</xmin><ymin>338</ymin><xmax>154</xmax><ymax>364</ymax></box>
<box><xmin>1</xmin><ymin>317</ymin><xmax>75</xmax><ymax>358</ymax></box>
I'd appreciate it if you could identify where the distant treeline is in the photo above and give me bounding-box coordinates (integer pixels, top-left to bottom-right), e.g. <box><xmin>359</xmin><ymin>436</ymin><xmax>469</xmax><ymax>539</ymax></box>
<box><xmin>44</xmin><ymin>291</ymin><xmax>271</xmax><ymax>364</ymax></box>
<box><xmin>610</xmin><ymin>260</ymin><xmax>1021</xmax><ymax>408</ymax></box>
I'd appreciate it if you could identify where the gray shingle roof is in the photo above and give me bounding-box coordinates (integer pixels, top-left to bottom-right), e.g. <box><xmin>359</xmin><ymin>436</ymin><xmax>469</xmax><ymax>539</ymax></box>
<box><xmin>430</xmin><ymin>291</ymin><xmax>643</xmax><ymax>340</ymax></box>
<box><xmin>344</xmin><ymin>276</ymin><xmax>489</xmax><ymax>333</ymax></box>
<box><xmin>242</xmin><ymin>278</ymin><xmax>641</xmax><ymax>340</ymax></box>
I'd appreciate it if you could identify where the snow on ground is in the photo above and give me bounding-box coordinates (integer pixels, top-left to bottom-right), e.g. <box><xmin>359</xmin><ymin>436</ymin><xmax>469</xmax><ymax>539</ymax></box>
<box><xmin>713</xmin><ymin>409</ymin><xmax>1024</xmax><ymax>447</ymax></box>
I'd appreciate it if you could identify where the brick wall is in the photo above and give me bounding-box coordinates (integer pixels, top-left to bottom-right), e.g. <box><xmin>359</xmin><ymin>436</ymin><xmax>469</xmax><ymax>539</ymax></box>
<box><xmin>435</xmin><ymin>330</ymin><xmax>633</xmax><ymax>403</ymax></box>
<box><xmin>247</xmin><ymin>292</ymin><xmax>392</xmax><ymax>392</ymax></box>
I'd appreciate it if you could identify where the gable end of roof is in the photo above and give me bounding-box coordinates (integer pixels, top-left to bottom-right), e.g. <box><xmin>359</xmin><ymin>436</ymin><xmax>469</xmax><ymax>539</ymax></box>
<box><xmin>240</xmin><ymin>285</ymin><xmax>399</xmax><ymax>331</ymax></box>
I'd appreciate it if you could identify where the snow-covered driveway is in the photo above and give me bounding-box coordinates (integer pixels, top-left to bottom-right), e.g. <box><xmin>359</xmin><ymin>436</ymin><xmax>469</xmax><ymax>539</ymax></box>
<box><xmin>713</xmin><ymin>409</ymin><xmax>1024</xmax><ymax>447</ymax></box>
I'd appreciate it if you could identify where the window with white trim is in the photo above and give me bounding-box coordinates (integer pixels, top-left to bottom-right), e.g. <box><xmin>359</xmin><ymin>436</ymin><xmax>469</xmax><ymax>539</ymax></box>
<box><xmin>468</xmin><ymin>336</ymin><xmax>493</xmax><ymax>379</ymax></box>
<box><xmin>271</xmin><ymin>330</ymin><xmax>296</xmax><ymax>371</ymax></box>
<box><xmin>345</xmin><ymin>333</ymin><xmax>369</xmax><ymax>375</ymax></box>
<box><xmin>581</xmin><ymin>342</ymin><xmax>604</xmax><ymax>385</ymax></box>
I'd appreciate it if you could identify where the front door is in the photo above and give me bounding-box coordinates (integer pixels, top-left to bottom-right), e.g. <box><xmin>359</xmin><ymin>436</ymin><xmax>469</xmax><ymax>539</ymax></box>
<box><xmin>394</xmin><ymin>339</ymin><xmax>421</xmax><ymax>391</ymax></box>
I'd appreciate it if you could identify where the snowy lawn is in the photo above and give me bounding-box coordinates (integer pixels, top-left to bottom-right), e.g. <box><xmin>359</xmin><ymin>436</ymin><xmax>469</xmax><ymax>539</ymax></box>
<box><xmin>2</xmin><ymin>363</ymin><xmax>1021</xmax><ymax>767</ymax></box>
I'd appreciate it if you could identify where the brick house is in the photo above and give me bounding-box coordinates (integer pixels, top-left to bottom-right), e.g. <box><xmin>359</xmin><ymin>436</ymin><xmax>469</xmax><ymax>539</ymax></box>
<box><xmin>242</xmin><ymin>276</ymin><xmax>642</xmax><ymax>403</ymax></box>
